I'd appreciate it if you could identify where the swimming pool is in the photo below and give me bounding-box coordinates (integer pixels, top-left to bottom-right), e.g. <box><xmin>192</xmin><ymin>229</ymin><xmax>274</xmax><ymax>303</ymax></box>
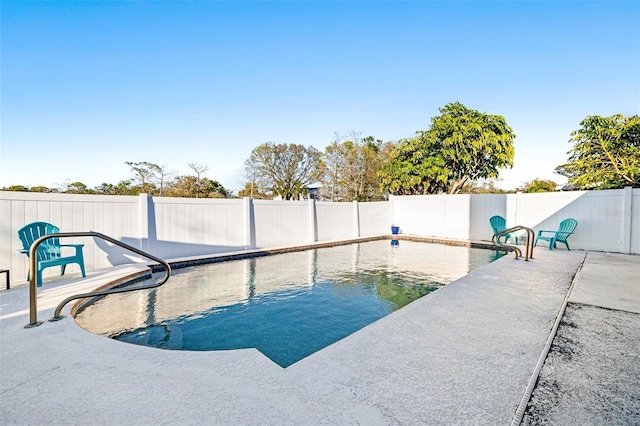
<box><xmin>75</xmin><ymin>240</ymin><xmax>504</xmax><ymax>367</ymax></box>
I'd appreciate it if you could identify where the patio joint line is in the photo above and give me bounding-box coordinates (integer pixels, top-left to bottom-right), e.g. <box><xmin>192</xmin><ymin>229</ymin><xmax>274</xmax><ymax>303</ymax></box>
<box><xmin>510</xmin><ymin>251</ymin><xmax>588</xmax><ymax>426</ymax></box>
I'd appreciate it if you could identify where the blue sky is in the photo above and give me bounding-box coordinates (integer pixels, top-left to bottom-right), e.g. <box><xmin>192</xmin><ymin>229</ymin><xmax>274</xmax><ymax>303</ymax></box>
<box><xmin>2</xmin><ymin>1</ymin><xmax>639</xmax><ymax>193</ymax></box>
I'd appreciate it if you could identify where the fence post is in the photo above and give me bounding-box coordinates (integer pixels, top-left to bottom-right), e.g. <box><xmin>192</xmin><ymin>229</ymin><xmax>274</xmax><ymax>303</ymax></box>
<box><xmin>243</xmin><ymin>197</ymin><xmax>255</xmax><ymax>250</ymax></box>
<box><xmin>353</xmin><ymin>200</ymin><xmax>360</xmax><ymax>238</ymax></box>
<box><xmin>622</xmin><ymin>186</ymin><xmax>632</xmax><ymax>254</ymax></box>
<box><xmin>506</xmin><ymin>192</ymin><xmax>521</xmax><ymax>228</ymax></box>
<box><xmin>139</xmin><ymin>193</ymin><xmax>149</xmax><ymax>253</ymax></box>
<box><xmin>309</xmin><ymin>199</ymin><xmax>317</xmax><ymax>243</ymax></box>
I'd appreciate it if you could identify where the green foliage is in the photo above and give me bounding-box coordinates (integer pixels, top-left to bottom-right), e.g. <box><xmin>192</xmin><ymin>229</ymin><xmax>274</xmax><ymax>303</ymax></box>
<box><xmin>125</xmin><ymin>161</ymin><xmax>161</xmax><ymax>194</ymax></box>
<box><xmin>4</xmin><ymin>185</ymin><xmax>30</xmax><ymax>192</ymax></box>
<box><xmin>2</xmin><ymin>162</ymin><xmax>224</xmax><ymax>198</ymax></box>
<box><xmin>29</xmin><ymin>186</ymin><xmax>55</xmax><ymax>193</ymax></box>
<box><xmin>95</xmin><ymin>181</ymin><xmax>137</xmax><ymax>195</ymax></box>
<box><xmin>555</xmin><ymin>114</ymin><xmax>640</xmax><ymax>189</ymax></box>
<box><xmin>165</xmin><ymin>176</ymin><xmax>229</xmax><ymax>198</ymax></box>
<box><xmin>202</xmin><ymin>179</ymin><xmax>230</xmax><ymax>198</ymax></box>
<box><xmin>66</xmin><ymin>181</ymin><xmax>95</xmax><ymax>194</ymax></box>
<box><xmin>520</xmin><ymin>178</ymin><xmax>557</xmax><ymax>193</ymax></box>
<box><xmin>321</xmin><ymin>131</ymin><xmax>393</xmax><ymax>201</ymax></box>
<box><xmin>378</xmin><ymin>102</ymin><xmax>516</xmax><ymax>194</ymax></box>
<box><xmin>244</xmin><ymin>142</ymin><xmax>322</xmax><ymax>200</ymax></box>
<box><xmin>237</xmin><ymin>182</ymin><xmax>272</xmax><ymax>199</ymax></box>
<box><xmin>462</xmin><ymin>180</ymin><xmax>506</xmax><ymax>194</ymax></box>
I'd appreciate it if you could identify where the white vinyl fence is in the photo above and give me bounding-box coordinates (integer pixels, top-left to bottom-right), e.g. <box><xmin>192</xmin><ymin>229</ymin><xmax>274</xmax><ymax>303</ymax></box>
<box><xmin>1</xmin><ymin>188</ymin><xmax>638</xmax><ymax>285</ymax></box>
<box><xmin>389</xmin><ymin>187</ymin><xmax>639</xmax><ymax>253</ymax></box>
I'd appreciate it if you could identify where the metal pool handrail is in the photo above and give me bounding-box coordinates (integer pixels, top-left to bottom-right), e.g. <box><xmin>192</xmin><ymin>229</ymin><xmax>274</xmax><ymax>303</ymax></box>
<box><xmin>492</xmin><ymin>226</ymin><xmax>535</xmax><ymax>261</ymax></box>
<box><xmin>25</xmin><ymin>232</ymin><xmax>171</xmax><ymax>328</ymax></box>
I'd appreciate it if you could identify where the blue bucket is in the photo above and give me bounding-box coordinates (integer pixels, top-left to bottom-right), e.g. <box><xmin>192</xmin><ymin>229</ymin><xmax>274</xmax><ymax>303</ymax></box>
<box><xmin>391</xmin><ymin>226</ymin><xmax>399</xmax><ymax>235</ymax></box>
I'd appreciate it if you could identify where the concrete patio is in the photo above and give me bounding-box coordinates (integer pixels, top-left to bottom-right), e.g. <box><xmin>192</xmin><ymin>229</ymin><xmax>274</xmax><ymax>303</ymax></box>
<box><xmin>1</xmin><ymin>247</ymin><xmax>638</xmax><ymax>425</ymax></box>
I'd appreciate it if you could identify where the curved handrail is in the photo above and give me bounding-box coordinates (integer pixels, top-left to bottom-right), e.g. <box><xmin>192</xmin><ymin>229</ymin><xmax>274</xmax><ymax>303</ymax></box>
<box><xmin>499</xmin><ymin>242</ymin><xmax>523</xmax><ymax>260</ymax></box>
<box><xmin>492</xmin><ymin>225</ymin><xmax>535</xmax><ymax>261</ymax></box>
<box><xmin>25</xmin><ymin>232</ymin><xmax>171</xmax><ymax>328</ymax></box>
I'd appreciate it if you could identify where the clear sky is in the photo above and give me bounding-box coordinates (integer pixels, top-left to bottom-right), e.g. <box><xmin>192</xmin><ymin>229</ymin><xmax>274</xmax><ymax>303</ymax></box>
<box><xmin>2</xmin><ymin>1</ymin><xmax>639</xmax><ymax>194</ymax></box>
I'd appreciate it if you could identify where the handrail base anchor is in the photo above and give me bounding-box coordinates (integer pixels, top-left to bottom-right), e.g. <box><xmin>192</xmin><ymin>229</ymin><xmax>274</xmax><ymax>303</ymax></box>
<box><xmin>49</xmin><ymin>316</ymin><xmax>64</xmax><ymax>322</ymax></box>
<box><xmin>24</xmin><ymin>321</ymin><xmax>43</xmax><ymax>328</ymax></box>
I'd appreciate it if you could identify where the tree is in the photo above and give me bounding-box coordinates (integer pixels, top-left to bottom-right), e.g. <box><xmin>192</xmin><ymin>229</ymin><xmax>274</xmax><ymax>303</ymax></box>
<box><xmin>154</xmin><ymin>165</ymin><xmax>173</xmax><ymax>197</ymax></box>
<box><xmin>322</xmin><ymin>133</ymin><xmax>346</xmax><ymax>201</ymax></box>
<box><xmin>188</xmin><ymin>162</ymin><xmax>208</xmax><ymax>198</ymax></box>
<box><xmin>237</xmin><ymin>182</ymin><xmax>272</xmax><ymax>199</ymax></box>
<box><xmin>348</xmin><ymin>135</ymin><xmax>393</xmax><ymax>201</ymax></box>
<box><xmin>95</xmin><ymin>180</ymin><xmax>136</xmax><ymax>195</ymax></box>
<box><xmin>165</xmin><ymin>175</ymin><xmax>197</xmax><ymax>197</ymax></box>
<box><xmin>244</xmin><ymin>142</ymin><xmax>322</xmax><ymax>200</ymax></box>
<box><xmin>125</xmin><ymin>161</ymin><xmax>161</xmax><ymax>194</ymax></box>
<box><xmin>320</xmin><ymin>132</ymin><xmax>393</xmax><ymax>201</ymax></box>
<box><xmin>30</xmin><ymin>186</ymin><xmax>54</xmax><ymax>193</ymax></box>
<box><xmin>164</xmin><ymin>176</ymin><xmax>229</xmax><ymax>198</ymax></box>
<box><xmin>519</xmin><ymin>179</ymin><xmax>557</xmax><ymax>193</ymax></box>
<box><xmin>4</xmin><ymin>185</ymin><xmax>30</xmax><ymax>192</ymax></box>
<box><xmin>463</xmin><ymin>180</ymin><xmax>506</xmax><ymax>194</ymax></box>
<box><xmin>201</xmin><ymin>179</ymin><xmax>229</xmax><ymax>198</ymax></box>
<box><xmin>555</xmin><ymin>114</ymin><xmax>640</xmax><ymax>189</ymax></box>
<box><xmin>65</xmin><ymin>181</ymin><xmax>95</xmax><ymax>194</ymax></box>
<box><xmin>378</xmin><ymin>102</ymin><xmax>516</xmax><ymax>195</ymax></box>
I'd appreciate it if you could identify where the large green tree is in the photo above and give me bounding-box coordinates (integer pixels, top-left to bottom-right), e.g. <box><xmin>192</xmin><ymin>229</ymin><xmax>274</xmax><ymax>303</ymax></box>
<box><xmin>378</xmin><ymin>102</ymin><xmax>516</xmax><ymax>194</ymax></box>
<box><xmin>244</xmin><ymin>142</ymin><xmax>322</xmax><ymax>200</ymax></box>
<box><xmin>555</xmin><ymin>114</ymin><xmax>640</xmax><ymax>189</ymax></box>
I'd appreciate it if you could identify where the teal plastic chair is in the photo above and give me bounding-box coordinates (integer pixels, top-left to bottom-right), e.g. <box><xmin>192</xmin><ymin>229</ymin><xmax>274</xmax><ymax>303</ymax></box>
<box><xmin>489</xmin><ymin>215</ymin><xmax>517</xmax><ymax>244</ymax></box>
<box><xmin>534</xmin><ymin>218</ymin><xmax>578</xmax><ymax>250</ymax></box>
<box><xmin>17</xmin><ymin>222</ymin><xmax>86</xmax><ymax>287</ymax></box>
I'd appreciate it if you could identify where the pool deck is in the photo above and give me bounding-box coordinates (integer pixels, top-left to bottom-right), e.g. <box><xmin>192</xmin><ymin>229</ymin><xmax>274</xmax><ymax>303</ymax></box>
<box><xmin>1</xmin><ymin>246</ymin><xmax>639</xmax><ymax>425</ymax></box>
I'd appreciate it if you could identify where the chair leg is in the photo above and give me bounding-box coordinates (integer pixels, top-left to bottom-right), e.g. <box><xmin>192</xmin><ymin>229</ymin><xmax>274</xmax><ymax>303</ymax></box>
<box><xmin>77</xmin><ymin>253</ymin><xmax>86</xmax><ymax>277</ymax></box>
<box><xmin>549</xmin><ymin>237</ymin><xmax>556</xmax><ymax>250</ymax></box>
<box><xmin>61</xmin><ymin>265</ymin><xmax>66</xmax><ymax>276</ymax></box>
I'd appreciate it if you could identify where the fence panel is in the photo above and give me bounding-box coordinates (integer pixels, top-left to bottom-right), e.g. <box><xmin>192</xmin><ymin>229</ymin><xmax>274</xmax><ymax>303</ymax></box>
<box><xmin>359</xmin><ymin>201</ymin><xmax>391</xmax><ymax>236</ymax></box>
<box><xmin>469</xmin><ymin>194</ymin><xmax>506</xmax><ymax>241</ymax></box>
<box><xmin>512</xmin><ymin>190</ymin><xmax>624</xmax><ymax>252</ymax></box>
<box><xmin>3</xmin><ymin>188</ymin><xmax>638</xmax><ymax>286</ymax></box>
<box><xmin>253</xmin><ymin>200</ymin><xmax>310</xmax><ymax>248</ymax></box>
<box><xmin>150</xmin><ymin>197</ymin><xmax>246</xmax><ymax>259</ymax></box>
<box><xmin>316</xmin><ymin>202</ymin><xmax>356</xmax><ymax>241</ymax></box>
<box><xmin>392</xmin><ymin>194</ymin><xmax>471</xmax><ymax>240</ymax></box>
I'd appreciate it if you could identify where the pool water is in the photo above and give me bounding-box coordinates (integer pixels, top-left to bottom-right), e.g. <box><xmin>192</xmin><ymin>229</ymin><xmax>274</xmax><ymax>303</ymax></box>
<box><xmin>75</xmin><ymin>240</ymin><xmax>504</xmax><ymax>367</ymax></box>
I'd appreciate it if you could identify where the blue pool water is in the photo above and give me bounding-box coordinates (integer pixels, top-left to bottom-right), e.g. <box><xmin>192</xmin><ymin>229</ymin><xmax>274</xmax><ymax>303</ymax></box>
<box><xmin>75</xmin><ymin>240</ymin><xmax>504</xmax><ymax>367</ymax></box>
